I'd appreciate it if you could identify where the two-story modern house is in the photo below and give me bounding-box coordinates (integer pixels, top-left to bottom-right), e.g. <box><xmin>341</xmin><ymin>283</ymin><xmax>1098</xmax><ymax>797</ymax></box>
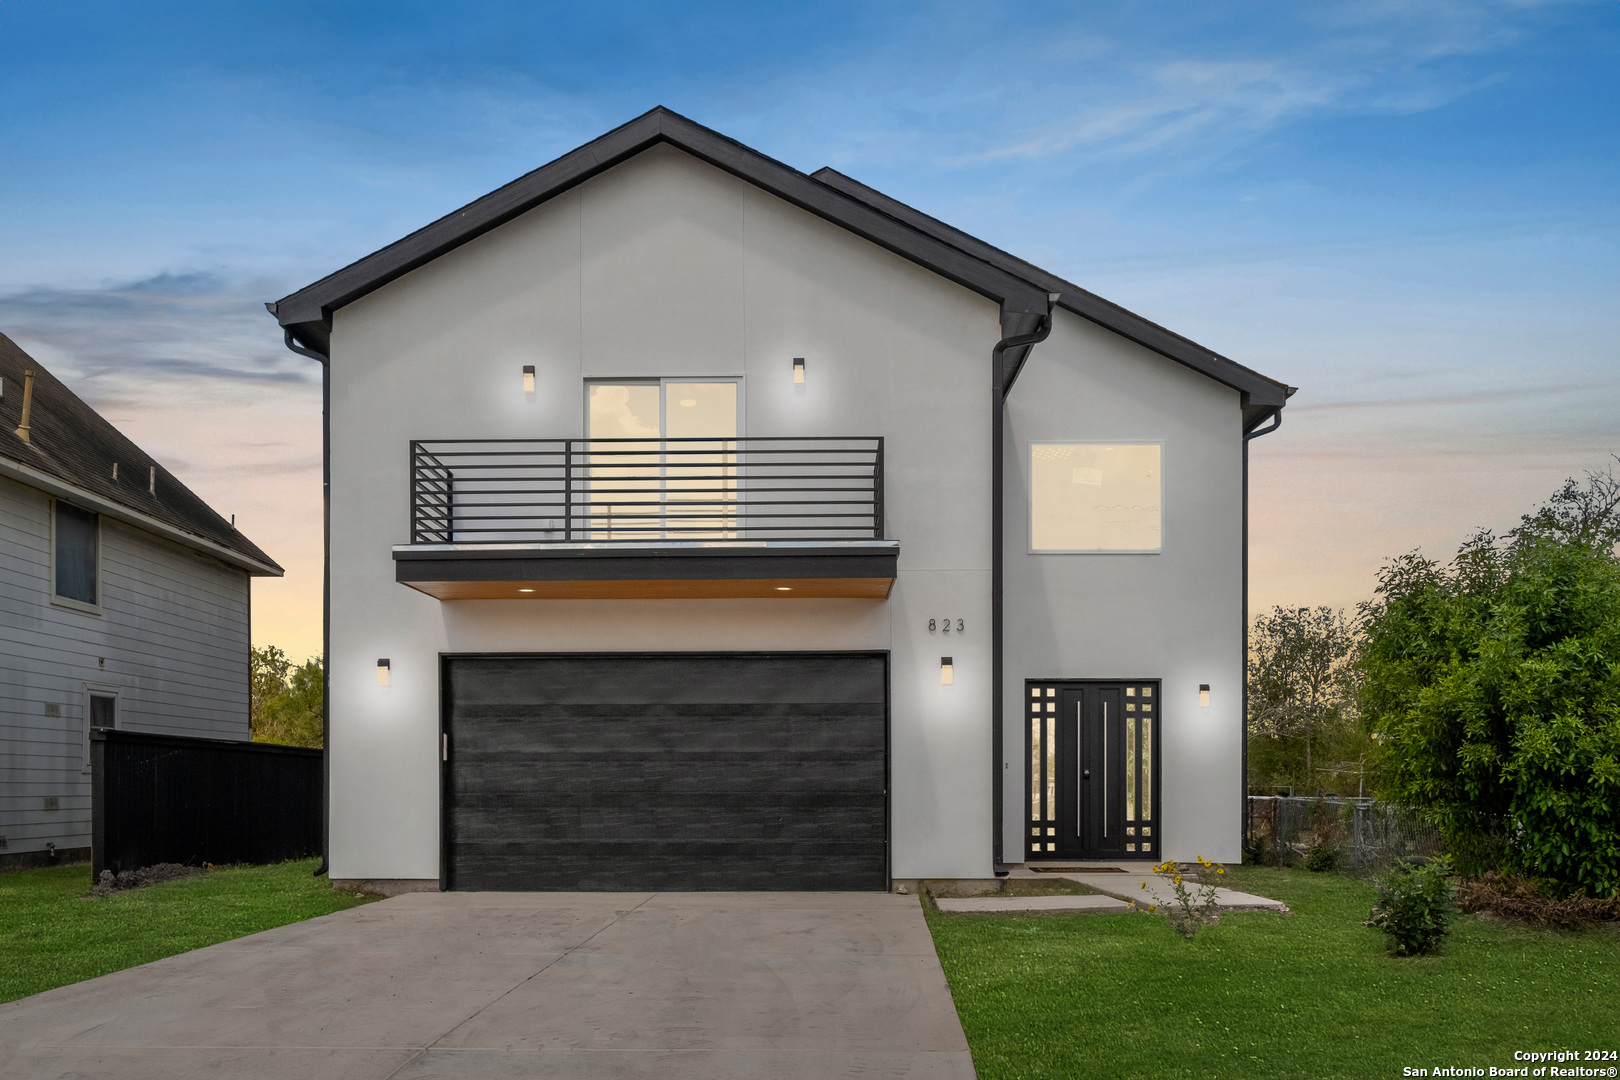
<box><xmin>0</xmin><ymin>335</ymin><xmax>283</xmax><ymax>868</ymax></box>
<box><xmin>268</xmin><ymin>108</ymin><xmax>1291</xmax><ymax>893</ymax></box>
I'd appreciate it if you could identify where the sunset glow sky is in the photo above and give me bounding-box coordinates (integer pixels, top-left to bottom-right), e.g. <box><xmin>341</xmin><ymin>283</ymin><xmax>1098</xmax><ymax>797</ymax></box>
<box><xmin>2</xmin><ymin>1</ymin><xmax>1616</xmax><ymax>660</ymax></box>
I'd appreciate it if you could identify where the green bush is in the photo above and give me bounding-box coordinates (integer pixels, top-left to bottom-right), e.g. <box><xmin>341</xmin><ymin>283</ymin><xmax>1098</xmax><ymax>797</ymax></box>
<box><xmin>1365</xmin><ymin>856</ymin><xmax>1458</xmax><ymax>956</ymax></box>
<box><xmin>1358</xmin><ymin>467</ymin><xmax>1620</xmax><ymax>897</ymax></box>
<box><xmin>1304</xmin><ymin>846</ymin><xmax>1338</xmax><ymax>872</ymax></box>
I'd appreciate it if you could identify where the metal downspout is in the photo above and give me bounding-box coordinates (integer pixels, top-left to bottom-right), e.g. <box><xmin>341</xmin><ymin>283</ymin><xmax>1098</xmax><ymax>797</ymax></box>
<box><xmin>279</xmin><ymin>326</ymin><xmax>332</xmax><ymax>878</ymax></box>
<box><xmin>1240</xmin><ymin>407</ymin><xmax>1283</xmax><ymax>856</ymax></box>
<box><xmin>991</xmin><ymin>297</ymin><xmax>1058</xmax><ymax>876</ymax></box>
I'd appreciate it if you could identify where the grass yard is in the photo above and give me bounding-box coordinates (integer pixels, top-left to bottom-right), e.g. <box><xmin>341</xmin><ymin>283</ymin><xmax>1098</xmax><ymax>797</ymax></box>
<box><xmin>926</xmin><ymin>866</ymin><xmax>1620</xmax><ymax>1080</ymax></box>
<box><xmin>0</xmin><ymin>859</ymin><xmax>376</xmax><ymax>1004</ymax></box>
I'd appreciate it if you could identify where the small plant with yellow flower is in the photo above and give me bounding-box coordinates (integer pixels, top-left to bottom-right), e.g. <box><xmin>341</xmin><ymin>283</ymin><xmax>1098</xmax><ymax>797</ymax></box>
<box><xmin>1129</xmin><ymin>856</ymin><xmax>1226</xmax><ymax>938</ymax></box>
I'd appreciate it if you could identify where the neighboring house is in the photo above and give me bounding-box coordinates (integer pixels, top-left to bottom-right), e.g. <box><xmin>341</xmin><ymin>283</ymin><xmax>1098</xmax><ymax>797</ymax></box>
<box><xmin>0</xmin><ymin>336</ymin><xmax>283</xmax><ymax>868</ymax></box>
<box><xmin>268</xmin><ymin>107</ymin><xmax>1292</xmax><ymax>892</ymax></box>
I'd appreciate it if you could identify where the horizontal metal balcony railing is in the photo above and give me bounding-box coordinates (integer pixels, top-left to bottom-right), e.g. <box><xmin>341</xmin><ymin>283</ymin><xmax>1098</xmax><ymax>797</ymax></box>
<box><xmin>409</xmin><ymin>437</ymin><xmax>884</xmax><ymax>545</ymax></box>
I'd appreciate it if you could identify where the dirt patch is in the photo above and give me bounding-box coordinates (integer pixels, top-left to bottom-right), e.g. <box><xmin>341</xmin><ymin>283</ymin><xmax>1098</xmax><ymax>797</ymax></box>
<box><xmin>86</xmin><ymin>863</ymin><xmax>201</xmax><ymax>897</ymax></box>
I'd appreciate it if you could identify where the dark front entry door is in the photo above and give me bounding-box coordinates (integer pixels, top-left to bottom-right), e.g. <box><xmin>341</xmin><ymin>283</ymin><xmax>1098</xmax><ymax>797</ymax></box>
<box><xmin>1026</xmin><ymin>680</ymin><xmax>1159</xmax><ymax>861</ymax></box>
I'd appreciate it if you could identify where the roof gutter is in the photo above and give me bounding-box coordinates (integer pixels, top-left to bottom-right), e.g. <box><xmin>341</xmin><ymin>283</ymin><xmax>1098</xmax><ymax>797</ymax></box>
<box><xmin>0</xmin><ymin>452</ymin><xmax>283</xmax><ymax>577</ymax></box>
<box><xmin>991</xmin><ymin>295</ymin><xmax>1059</xmax><ymax>877</ymax></box>
<box><xmin>276</xmin><ymin>324</ymin><xmax>332</xmax><ymax>879</ymax></box>
<box><xmin>1239</xmin><ymin>403</ymin><xmax>1285</xmax><ymax>855</ymax></box>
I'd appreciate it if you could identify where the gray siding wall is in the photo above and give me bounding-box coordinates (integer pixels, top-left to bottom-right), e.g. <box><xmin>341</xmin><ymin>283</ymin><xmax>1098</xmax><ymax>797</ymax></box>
<box><xmin>0</xmin><ymin>475</ymin><xmax>251</xmax><ymax>857</ymax></box>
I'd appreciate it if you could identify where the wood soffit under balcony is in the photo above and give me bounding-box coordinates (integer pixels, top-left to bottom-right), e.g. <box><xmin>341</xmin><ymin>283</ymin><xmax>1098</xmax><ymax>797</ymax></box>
<box><xmin>392</xmin><ymin>541</ymin><xmax>899</xmax><ymax>601</ymax></box>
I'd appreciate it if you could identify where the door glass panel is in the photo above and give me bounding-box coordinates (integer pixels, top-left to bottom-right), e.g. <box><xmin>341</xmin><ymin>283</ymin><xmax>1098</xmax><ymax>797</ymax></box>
<box><xmin>1141</xmin><ymin>714</ymin><xmax>1152</xmax><ymax>821</ymax></box>
<box><xmin>665</xmin><ymin>383</ymin><xmax>738</xmax><ymax>539</ymax></box>
<box><xmin>1030</xmin><ymin>716</ymin><xmax>1041</xmax><ymax>822</ymax></box>
<box><xmin>664</xmin><ymin>382</ymin><xmax>737</xmax><ymax>439</ymax></box>
<box><xmin>1126</xmin><ymin>713</ymin><xmax>1137</xmax><ymax>823</ymax></box>
<box><xmin>587</xmin><ymin>384</ymin><xmax>661</xmax><ymax>539</ymax></box>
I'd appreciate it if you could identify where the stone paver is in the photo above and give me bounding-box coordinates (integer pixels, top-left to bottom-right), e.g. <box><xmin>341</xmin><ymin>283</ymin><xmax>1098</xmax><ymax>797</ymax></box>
<box><xmin>0</xmin><ymin>891</ymin><xmax>973</xmax><ymax>1080</ymax></box>
<box><xmin>933</xmin><ymin>893</ymin><xmax>1129</xmax><ymax>914</ymax></box>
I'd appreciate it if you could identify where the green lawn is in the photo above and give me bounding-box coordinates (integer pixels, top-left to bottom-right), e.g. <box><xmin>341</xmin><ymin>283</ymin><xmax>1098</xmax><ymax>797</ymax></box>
<box><xmin>926</xmin><ymin>866</ymin><xmax>1620</xmax><ymax>1080</ymax></box>
<box><xmin>0</xmin><ymin>859</ymin><xmax>376</xmax><ymax>1004</ymax></box>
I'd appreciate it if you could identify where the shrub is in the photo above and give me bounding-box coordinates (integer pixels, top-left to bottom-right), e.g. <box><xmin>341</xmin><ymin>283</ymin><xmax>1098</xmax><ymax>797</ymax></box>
<box><xmin>1304</xmin><ymin>846</ymin><xmax>1338</xmax><ymax>872</ymax></box>
<box><xmin>1365</xmin><ymin>856</ymin><xmax>1458</xmax><ymax>956</ymax></box>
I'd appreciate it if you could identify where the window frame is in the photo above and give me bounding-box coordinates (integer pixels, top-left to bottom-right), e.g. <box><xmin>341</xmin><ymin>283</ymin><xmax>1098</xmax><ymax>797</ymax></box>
<box><xmin>1027</xmin><ymin>439</ymin><xmax>1165</xmax><ymax>555</ymax></box>
<box><xmin>50</xmin><ymin>498</ymin><xmax>103</xmax><ymax>614</ymax></box>
<box><xmin>83</xmin><ymin>684</ymin><xmax>118</xmax><ymax>770</ymax></box>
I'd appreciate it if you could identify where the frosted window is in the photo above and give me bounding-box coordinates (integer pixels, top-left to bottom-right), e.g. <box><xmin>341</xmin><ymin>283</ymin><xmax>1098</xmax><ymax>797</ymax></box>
<box><xmin>1030</xmin><ymin>443</ymin><xmax>1161</xmax><ymax>552</ymax></box>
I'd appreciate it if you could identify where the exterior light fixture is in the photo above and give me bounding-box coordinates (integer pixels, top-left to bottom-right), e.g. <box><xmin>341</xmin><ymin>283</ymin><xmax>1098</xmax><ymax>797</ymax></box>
<box><xmin>522</xmin><ymin>365</ymin><xmax>536</xmax><ymax>393</ymax></box>
<box><xmin>940</xmin><ymin>657</ymin><xmax>954</xmax><ymax>685</ymax></box>
<box><xmin>792</xmin><ymin>357</ymin><xmax>805</xmax><ymax>385</ymax></box>
<box><xmin>377</xmin><ymin>659</ymin><xmax>391</xmax><ymax>687</ymax></box>
<box><xmin>1199</xmin><ymin>684</ymin><xmax>1210</xmax><ymax>707</ymax></box>
<box><xmin>775</xmin><ymin>586</ymin><xmax>793</xmax><ymax>592</ymax></box>
<box><xmin>518</xmin><ymin>587</ymin><xmax>535</xmax><ymax>593</ymax></box>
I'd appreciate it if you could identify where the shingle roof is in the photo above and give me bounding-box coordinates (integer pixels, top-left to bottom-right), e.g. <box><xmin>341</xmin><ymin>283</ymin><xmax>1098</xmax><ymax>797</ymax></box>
<box><xmin>0</xmin><ymin>332</ymin><xmax>282</xmax><ymax>576</ymax></box>
<box><xmin>268</xmin><ymin>107</ymin><xmax>1292</xmax><ymax>427</ymax></box>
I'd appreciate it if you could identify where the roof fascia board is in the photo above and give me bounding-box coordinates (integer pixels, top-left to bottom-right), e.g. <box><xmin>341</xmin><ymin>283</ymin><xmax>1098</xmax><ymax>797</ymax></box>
<box><xmin>270</xmin><ymin>108</ymin><xmax>1049</xmax><ymax>345</ymax></box>
<box><xmin>0</xmin><ymin>453</ymin><xmax>284</xmax><ymax>577</ymax></box>
<box><xmin>811</xmin><ymin>167</ymin><xmax>1293</xmax><ymax>408</ymax></box>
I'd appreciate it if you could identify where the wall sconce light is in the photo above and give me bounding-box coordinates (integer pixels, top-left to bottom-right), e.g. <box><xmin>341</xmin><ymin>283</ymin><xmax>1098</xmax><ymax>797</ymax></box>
<box><xmin>792</xmin><ymin>357</ymin><xmax>805</xmax><ymax>385</ymax></box>
<box><xmin>377</xmin><ymin>659</ymin><xmax>391</xmax><ymax>687</ymax></box>
<box><xmin>940</xmin><ymin>656</ymin><xmax>954</xmax><ymax>685</ymax></box>
<box><xmin>522</xmin><ymin>365</ymin><xmax>536</xmax><ymax>393</ymax></box>
<box><xmin>1199</xmin><ymin>683</ymin><xmax>1210</xmax><ymax>707</ymax></box>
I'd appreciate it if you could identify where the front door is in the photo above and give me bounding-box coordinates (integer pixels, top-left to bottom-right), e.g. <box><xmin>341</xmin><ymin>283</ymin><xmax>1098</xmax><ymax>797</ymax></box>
<box><xmin>1026</xmin><ymin>680</ymin><xmax>1159</xmax><ymax>861</ymax></box>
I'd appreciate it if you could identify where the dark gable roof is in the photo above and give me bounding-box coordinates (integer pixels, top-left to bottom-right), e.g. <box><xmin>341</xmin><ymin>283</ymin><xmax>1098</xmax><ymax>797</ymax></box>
<box><xmin>270</xmin><ymin>106</ymin><xmax>1292</xmax><ymax>424</ymax></box>
<box><xmin>0</xmin><ymin>333</ymin><xmax>282</xmax><ymax>576</ymax></box>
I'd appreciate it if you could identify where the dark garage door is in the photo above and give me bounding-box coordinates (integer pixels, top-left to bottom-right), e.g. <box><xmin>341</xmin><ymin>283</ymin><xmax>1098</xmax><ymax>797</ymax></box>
<box><xmin>442</xmin><ymin>652</ymin><xmax>888</xmax><ymax>891</ymax></box>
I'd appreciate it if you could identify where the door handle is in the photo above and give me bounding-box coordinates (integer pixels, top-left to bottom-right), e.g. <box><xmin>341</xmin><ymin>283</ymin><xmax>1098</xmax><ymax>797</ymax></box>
<box><xmin>1082</xmin><ymin>770</ymin><xmax>1091</xmax><ymax>779</ymax></box>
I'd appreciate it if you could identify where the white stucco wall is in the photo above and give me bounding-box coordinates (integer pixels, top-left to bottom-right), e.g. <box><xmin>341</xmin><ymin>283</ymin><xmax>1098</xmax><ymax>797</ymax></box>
<box><xmin>1003</xmin><ymin>308</ymin><xmax>1246</xmax><ymax>863</ymax></box>
<box><xmin>326</xmin><ymin>145</ymin><xmax>1000</xmax><ymax>881</ymax></box>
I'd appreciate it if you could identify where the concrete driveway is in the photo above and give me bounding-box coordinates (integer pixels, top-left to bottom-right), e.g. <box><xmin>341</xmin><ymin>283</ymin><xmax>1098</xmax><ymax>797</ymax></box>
<box><xmin>0</xmin><ymin>891</ymin><xmax>974</xmax><ymax>1079</ymax></box>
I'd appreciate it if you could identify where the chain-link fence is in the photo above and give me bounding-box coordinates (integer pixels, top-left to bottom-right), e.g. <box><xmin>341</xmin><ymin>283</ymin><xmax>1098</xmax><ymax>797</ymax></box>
<box><xmin>1246</xmin><ymin>796</ymin><xmax>1442</xmax><ymax>876</ymax></box>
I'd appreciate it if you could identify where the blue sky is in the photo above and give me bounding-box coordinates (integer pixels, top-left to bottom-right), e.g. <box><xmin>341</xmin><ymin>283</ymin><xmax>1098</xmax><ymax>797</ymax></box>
<box><xmin>2</xmin><ymin>0</ymin><xmax>1616</xmax><ymax>657</ymax></box>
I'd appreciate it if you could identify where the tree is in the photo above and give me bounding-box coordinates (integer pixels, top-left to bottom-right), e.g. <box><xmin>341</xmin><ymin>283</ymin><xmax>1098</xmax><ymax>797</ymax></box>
<box><xmin>1247</xmin><ymin>606</ymin><xmax>1361</xmax><ymax>793</ymax></box>
<box><xmin>250</xmin><ymin>646</ymin><xmax>323</xmax><ymax>749</ymax></box>
<box><xmin>1359</xmin><ymin>465</ymin><xmax>1620</xmax><ymax>896</ymax></box>
<box><xmin>250</xmin><ymin>645</ymin><xmax>293</xmax><ymax>734</ymax></box>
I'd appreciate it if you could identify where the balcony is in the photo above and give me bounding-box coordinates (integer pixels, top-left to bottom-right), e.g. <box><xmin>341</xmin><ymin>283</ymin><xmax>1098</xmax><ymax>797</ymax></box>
<box><xmin>393</xmin><ymin>437</ymin><xmax>898</xmax><ymax>600</ymax></box>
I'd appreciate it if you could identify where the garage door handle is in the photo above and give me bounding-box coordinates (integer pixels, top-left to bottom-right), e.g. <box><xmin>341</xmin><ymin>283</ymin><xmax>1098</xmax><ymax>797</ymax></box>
<box><xmin>1082</xmin><ymin>770</ymin><xmax>1090</xmax><ymax>779</ymax></box>
<box><xmin>442</xmin><ymin>734</ymin><xmax>448</xmax><ymax>762</ymax></box>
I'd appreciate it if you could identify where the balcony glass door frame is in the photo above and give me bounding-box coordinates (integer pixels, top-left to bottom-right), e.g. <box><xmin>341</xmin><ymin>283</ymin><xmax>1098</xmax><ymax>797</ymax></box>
<box><xmin>583</xmin><ymin>378</ymin><xmax>743</xmax><ymax>541</ymax></box>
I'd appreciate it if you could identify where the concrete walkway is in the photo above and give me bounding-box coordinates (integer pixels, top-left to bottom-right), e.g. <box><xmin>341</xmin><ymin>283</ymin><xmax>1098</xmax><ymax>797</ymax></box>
<box><xmin>933</xmin><ymin>893</ymin><xmax>1128</xmax><ymax>914</ymax></box>
<box><xmin>0</xmin><ymin>892</ymin><xmax>974</xmax><ymax>1080</ymax></box>
<box><xmin>1007</xmin><ymin>865</ymin><xmax>1289</xmax><ymax>913</ymax></box>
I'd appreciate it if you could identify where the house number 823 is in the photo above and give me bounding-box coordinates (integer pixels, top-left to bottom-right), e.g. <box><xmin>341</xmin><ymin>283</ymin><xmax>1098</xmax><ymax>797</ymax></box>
<box><xmin>929</xmin><ymin>618</ymin><xmax>965</xmax><ymax>632</ymax></box>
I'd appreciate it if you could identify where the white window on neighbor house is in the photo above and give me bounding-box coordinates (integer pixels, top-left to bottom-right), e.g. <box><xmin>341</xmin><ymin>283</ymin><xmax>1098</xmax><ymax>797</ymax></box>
<box><xmin>1029</xmin><ymin>442</ymin><xmax>1162</xmax><ymax>553</ymax></box>
<box><xmin>53</xmin><ymin>500</ymin><xmax>100</xmax><ymax>607</ymax></box>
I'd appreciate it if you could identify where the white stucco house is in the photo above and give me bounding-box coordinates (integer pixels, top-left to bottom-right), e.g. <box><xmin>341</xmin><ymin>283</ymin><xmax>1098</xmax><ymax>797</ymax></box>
<box><xmin>0</xmin><ymin>336</ymin><xmax>283</xmax><ymax>868</ymax></box>
<box><xmin>268</xmin><ymin>108</ymin><xmax>1292</xmax><ymax>892</ymax></box>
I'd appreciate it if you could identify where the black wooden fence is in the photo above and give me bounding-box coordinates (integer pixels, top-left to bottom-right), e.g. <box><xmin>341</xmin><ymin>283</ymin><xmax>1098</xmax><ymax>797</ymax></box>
<box><xmin>91</xmin><ymin>729</ymin><xmax>321</xmax><ymax>877</ymax></box>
